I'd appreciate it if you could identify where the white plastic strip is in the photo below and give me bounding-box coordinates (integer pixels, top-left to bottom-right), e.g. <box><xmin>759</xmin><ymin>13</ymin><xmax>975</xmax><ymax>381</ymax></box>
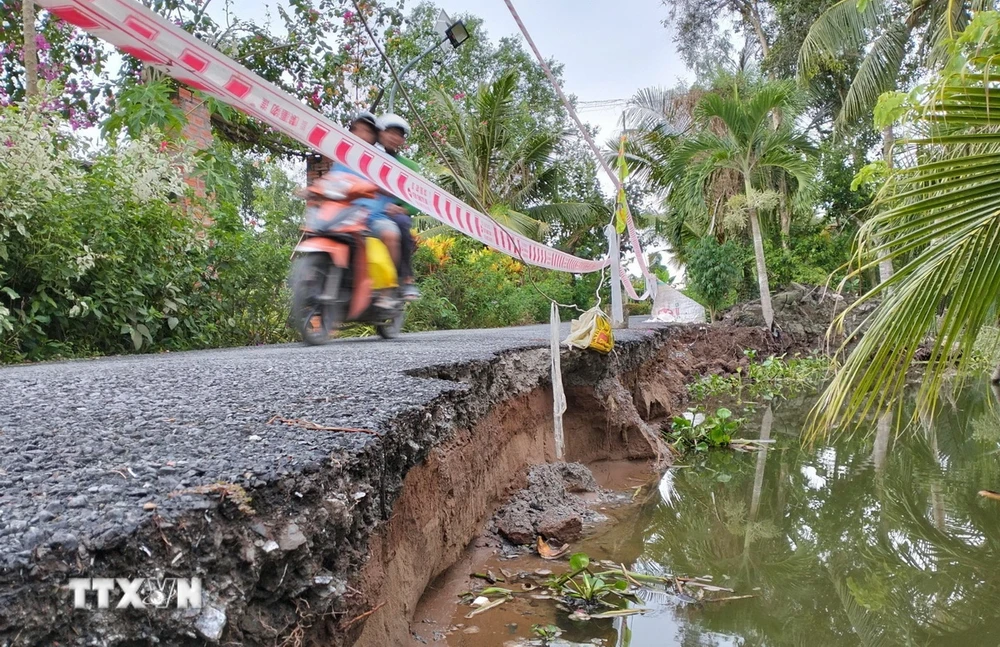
<box><xmin>606</xmin><ymin>225</ymin><xmax>625</xmax><ymax>326</ymax></box>
<box><xmin>37</xmin><ymin>0</ymin><xmax>611</xmax><ymax>275</ymax></box>
<box><xmin>550</xmin><ymin>301</ymin><xmax>566</xmax><ymax>461</ymax></box>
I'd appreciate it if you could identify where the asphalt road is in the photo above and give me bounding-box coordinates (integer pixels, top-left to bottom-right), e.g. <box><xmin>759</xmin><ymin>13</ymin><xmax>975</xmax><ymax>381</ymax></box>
<box><xmin>0</xmin><ymin>318</ymin><xmax>664</xmax><ymax>570</ymax></box>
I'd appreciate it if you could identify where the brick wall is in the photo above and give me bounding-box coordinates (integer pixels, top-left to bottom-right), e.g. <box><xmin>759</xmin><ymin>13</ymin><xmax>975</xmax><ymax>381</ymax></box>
<box><xmin>176</xmin><ymin>86</ymin><xmax>214</xmax><ymax>151</ymax></box>
<box><xmin>306</xmin><ymin>153</ymin><xmax>332</xmax><ymax>186</ymax></box>
<box><xmin>173</xmin><ymin>85</ymin><xmax>213</xmax><ymax>225</ymax></box>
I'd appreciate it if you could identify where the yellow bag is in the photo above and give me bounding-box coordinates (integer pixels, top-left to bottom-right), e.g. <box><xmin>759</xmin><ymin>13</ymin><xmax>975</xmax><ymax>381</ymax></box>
<box><xmin>563</xmin><ymin>307</ymin><xmax>614</xmax><ymax>353</ymax></box>
<box><xmin>366</xmin><ymin>237</ymin><xmax>399</xmax><ymax>290</ymax></box>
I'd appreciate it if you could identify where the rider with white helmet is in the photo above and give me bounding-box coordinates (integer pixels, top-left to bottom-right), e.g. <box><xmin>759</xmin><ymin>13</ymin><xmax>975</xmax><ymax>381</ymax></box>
<box><xmin>311</xmin><ymin>111</ymin><xmax>401</xmax><ymax>279</ymax></box>
<box><xmin>376</xmin><ymin>113</ymin><xmax>421</xmax><ymax>300</ymax></box>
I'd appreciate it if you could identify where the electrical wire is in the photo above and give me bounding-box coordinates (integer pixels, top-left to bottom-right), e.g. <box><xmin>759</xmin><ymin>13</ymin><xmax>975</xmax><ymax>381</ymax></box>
<box><xmin>501</xmin><ymin>0</ymin><xmax>654</xmax><ymax>299</ymax></box>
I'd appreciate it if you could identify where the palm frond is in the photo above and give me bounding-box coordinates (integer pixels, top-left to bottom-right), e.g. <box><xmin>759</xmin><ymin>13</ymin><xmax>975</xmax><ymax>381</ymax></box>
<box><xmin>798</xmin><ymin>0</ymin><xmax>894</xmax><ymax>80</ymax></box>
<box><xmin>412</xmin><ymin>217</ymin><xmax>454</xmax><ymax>238</ymax></box>
<box><xmin>839</xmin><ymin>21</ymin><xmax>910</xmax><ymax>126</ymax></box>
<box><xmin>490</xmin><ymin>204</ymin><xmax>549</xmax><ymax>240</ymax></box>
<box><xmin>525</xmin><ymin>202</ymin><xmax>610</xmax><ymax>226</ymax></box>
<box><xmin>741</xmin><ymin>79</ymin><xmax>798</xmax><ymax>138</ymax></box>
<box><xmin>828</xmin><ymin>566</ymin><xmax>891</xmax><ymax>647</ymax></box>
<box><xmin>811</xmin><ymin>67</ymin><xmax>1000</xmax><ymax>432</ymax></box>
<box><xmin>625</xmin><ymin>86</ymin><xmax>695</xmax><ymax>134</ymax></box>
<box><xmin>695</xmin><ymin>92</ymin><xmax>750</xmax><ymax>141</ymax></box>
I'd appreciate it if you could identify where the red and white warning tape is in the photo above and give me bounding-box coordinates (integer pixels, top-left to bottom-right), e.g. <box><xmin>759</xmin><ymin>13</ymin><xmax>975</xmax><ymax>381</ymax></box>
<box><xmin>36</xmin><ymin>0</ymin><xmax>611</xmax><ymax>275</ymax></box>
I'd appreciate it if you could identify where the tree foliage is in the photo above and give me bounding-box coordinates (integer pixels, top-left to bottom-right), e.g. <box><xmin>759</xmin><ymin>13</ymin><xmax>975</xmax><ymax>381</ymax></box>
<box><xmin>424</xmin><ymin>70</ymin><xmax>606</xmax><ymax>240</ymax></box>
<box><xmin>686</xmin><ymin>237</ymin><xmax>744</xmax><ymax>320</ymax></box>
<box><xmin>0</xmin><ymin>91</ymin><xmax>300</xmax><ymax>362</ymax></box>
<box><xmin>812</xmin><ymin>11</ymin><xmax>1000</xmax><ymax>429</ymax></box>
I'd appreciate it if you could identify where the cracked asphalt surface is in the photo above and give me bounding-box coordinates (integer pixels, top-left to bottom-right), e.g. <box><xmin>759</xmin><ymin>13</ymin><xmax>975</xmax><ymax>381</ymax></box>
<box><xmin>0</xmin><ymin>318</ymin><xmax>663</xmax><ymax>571</ymax></box>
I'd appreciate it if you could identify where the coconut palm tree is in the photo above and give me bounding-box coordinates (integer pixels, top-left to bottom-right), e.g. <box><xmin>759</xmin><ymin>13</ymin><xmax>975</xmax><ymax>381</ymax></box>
<box><xmin>810</xmin><ymin>15</ymin><xmax>1000</xmax><ymax>430</ymax></box>
<box><xmin>663</xmin><ymin>79</ymin><xmax>816</xmax><ymax>329</ymax></box>
<box><xmin>419</xmin><ymin>70</ymin><xmax>604</xmax><ymax>240</ymax></box>
<box><xmin>797</xmin><ymin>0</ymin><xmax>990</xmax><ymax>131</ymax></box>
<box><xmin>798</xmin><ymin>0</ymin><xmax>995</xmax><ymax>283</ymax></box>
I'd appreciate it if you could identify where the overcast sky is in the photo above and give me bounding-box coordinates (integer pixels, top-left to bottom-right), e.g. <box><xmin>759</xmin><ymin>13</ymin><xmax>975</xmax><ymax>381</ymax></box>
<box><xmin>432</xmin><ymin>0</ymin><xmax>692</xmax><ymax>141</ymax></box>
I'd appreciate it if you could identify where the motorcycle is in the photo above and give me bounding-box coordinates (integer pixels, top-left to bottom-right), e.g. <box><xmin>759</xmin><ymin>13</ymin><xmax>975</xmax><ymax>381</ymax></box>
<box><xmin>290</xmin><ymin>171</ymin><xmax>406</xmax><ymax>345</ymax></box>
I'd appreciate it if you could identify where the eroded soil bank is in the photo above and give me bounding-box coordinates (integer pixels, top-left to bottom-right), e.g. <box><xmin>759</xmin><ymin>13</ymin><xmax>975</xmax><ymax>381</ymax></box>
<box><xmin>351</xmin><ymin>323</ymin><xmax>809</xmax><ymax>647</ymax></box>
<box><xmin>408</xmin><ymin>459</ymin><xmax>658</xmax><ymax>646</ymax></box>
<box><xmin>0</xmin><ymin>322</ymin><xmax>810</xmax><ymax>647</ymax></box>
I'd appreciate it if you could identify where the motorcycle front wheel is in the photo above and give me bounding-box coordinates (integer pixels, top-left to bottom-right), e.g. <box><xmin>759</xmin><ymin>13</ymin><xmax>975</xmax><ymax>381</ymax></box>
<box><xmin>291</xmin><ymin>254</ymin><xmax>344</xmax><ymax>346</ymax></box>
<box><xmin>376</xmin><ymin>307</ymin><xmax>405</xmax><ymax>340</ymax></box>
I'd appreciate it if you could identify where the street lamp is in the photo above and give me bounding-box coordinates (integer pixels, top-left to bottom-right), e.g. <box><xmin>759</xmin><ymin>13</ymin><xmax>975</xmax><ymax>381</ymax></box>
<box><xmin>444</xmin><ymin>20</ymin><xmax>470</xmax><ymax>49</ymax></box>
<box><xmin>370</xmin><ymin>12</ymin><xmax>471</xmax><ymax>114</ymax></box>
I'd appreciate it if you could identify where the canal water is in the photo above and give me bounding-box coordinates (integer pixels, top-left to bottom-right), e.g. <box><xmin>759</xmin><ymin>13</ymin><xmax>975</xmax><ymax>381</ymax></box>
<box><xmin>441</xmin><ymin>381</ymin><xmax>1000</xmax><ymax>646</ymax></box>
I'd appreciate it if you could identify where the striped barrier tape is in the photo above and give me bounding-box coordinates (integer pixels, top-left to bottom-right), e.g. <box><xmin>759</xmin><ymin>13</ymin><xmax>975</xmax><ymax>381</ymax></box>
<box><xmin>36</xmin><ymin>0</ymin><xmax>611</xmax><ymax>275</ymax></box>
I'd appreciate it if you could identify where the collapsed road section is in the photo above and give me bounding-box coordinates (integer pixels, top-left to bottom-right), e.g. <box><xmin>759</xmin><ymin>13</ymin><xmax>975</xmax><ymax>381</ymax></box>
<box><xmin>0</xmin><ymin>317</ymin><xmax>815</xmax><ymax>647</ymax></box>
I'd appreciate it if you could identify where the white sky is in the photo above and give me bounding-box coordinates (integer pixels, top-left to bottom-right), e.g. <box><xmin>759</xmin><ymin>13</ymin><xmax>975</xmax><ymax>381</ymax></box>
<box><xmin>432</xmin><ymin>0</ymin><xmax>693</xmax><ymax>144</ymax></box>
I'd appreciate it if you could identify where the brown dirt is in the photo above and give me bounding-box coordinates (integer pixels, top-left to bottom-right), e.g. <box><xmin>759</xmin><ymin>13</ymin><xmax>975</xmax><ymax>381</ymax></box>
<box><xmin>491</xmin><ymin>463</ymin><xmax>603</xmax><ymax>545</ymax></box>
<box><xmin>407</xmin><ymin>460</ymin><xmax>660</xmax><ymax>646</ymax></box>
<box><xmin>720</xmin><ymin>283</ymin><xmax>877</xmax><ymax>351</ymax></box>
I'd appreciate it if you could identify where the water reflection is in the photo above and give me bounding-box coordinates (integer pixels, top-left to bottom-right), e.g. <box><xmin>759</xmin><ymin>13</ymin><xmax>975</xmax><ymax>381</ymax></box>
<box><xmin>591</xmin><ymin>381</ymin><xmax>1000</xmax><ymax>646</ymax></box>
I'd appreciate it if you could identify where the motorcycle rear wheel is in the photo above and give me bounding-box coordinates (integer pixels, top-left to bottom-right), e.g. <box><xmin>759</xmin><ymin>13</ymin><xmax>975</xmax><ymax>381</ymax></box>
<box><xmin>292</xmin><ymin>254</ymin><xmax>345</xmax><ymax>345</ymax></box>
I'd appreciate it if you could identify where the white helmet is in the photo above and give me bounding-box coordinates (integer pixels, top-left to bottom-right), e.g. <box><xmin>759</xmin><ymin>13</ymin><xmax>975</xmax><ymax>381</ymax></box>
<box><xmin>351</xmin><ymin>110</ymin><xmax>378</xmax><ymax>129</ymax></box>
<box><xmin>377</xmin><ymin>113</ymin><xmax>411</xmax><ymax>137</ymax></box>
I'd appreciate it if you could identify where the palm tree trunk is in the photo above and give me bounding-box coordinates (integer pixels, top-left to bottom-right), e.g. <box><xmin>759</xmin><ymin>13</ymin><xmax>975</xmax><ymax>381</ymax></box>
<box><xmin>749</xmin><ymin>404</ymin><xmax>773</xmax><ymax>521</ymax></box>
<box><xmin>872</xmin><ymin>411</ymin><xmax>891</xmax><ymax>475</ymax></box>
<box><xmin>878</xmin><ymin>126</ymin><xmax>896</xmax><ymax>285</ymax></box>
<box><xmin>747</xmin><ymin>177</ymin><xmax>774</xmax><ymax>329</ymax></box>
<box><xmin>22</xmin><ymin>1</ymin><xmax>38</xmax><ymax>98</ymax></box>
<box><xmin>779</xmin><ymin>174</ymin><xmax>790</xmax><ymax>248</ymax></box>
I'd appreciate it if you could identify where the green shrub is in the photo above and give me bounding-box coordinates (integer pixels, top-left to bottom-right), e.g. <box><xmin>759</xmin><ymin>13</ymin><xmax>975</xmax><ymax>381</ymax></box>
<box><xmin>0</xmin><ymin>98</ymin><xmax>296</xmax><ymax>362</ymax></box>
<box><xmin>686</xmin><ymin>237</ymin><xmax>743</xmax><ymax>321</ymax></box>
<box><xmin>408</xmin><ymin>234</ymin><xmax>587</xmax><ymax>331</ymax></box>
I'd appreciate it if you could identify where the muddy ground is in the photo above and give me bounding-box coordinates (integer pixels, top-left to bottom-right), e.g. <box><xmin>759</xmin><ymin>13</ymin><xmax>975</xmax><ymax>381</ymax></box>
<box><xmin>0</xmin><ymin>318</ymin><xmax>815</xmax><ymax>647</ymax></box>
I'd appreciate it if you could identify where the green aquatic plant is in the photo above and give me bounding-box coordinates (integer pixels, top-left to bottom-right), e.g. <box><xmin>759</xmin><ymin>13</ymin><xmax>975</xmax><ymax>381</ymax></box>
<box><xmin>667</xmin><ymin>407</ymin><xmax>743</xmax><ymax>452</ymax></box>
<box><xmin>688</xmin><ymin>351</ymin><xmax>830</xmax><ymax>403</ymax></box>
<box><xmin>547</xmin><ymin>553</ymin><xmax>631</xmax><ymax>610</ymax></box>
<box><xmin>530</xmin><ymin>624</ymin><xmax>561</xmax><ymax>642</ymax></box>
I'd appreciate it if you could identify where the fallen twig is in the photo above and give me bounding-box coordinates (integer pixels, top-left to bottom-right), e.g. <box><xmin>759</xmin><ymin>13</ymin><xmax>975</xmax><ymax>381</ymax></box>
<box><xmin>465</xmin><ymin>597</ymin><xmax>506</xmax><ymax>618</ymax></box>
<box><xmin>593</xmin><ymin>569</ymin><xmax>671</xmax><ymax>584</ymax></box>
<box><xmin>267</xmin><ymin>416</ymin><xmax>381</xmax><ymax>436</ymax></box>
<box><xmin>704</xmin><ymin>594</ymin><xmax>755</xmax><ymax>603</ymax></box>
<box><xmin>342</xmin><ymin>602</ymin><xmax>386</xmax><ymax>630</ymax></box>
<box><xmin>685</xmin><ymin>581</ymin><xmax>733</xmax><ymax>593</ymax></box>
<box><xmin>589</xmin><ymin>608</ymin><xmax>649</xmax><ymax>619</ymax></box>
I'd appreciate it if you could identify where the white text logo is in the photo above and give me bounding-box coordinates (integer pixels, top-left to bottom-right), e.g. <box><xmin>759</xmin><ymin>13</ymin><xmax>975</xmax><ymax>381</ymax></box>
<box><xmin>67</xmin><ymin>578</ymin><xmax>202</xmax><ymax>609</ymax></box>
